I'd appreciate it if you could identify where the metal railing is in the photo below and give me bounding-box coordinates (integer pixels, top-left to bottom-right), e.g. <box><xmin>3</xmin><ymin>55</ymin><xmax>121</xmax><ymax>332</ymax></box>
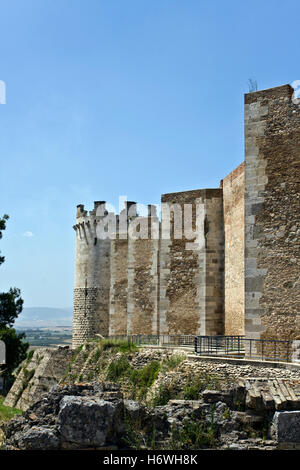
<box><xmin>106</xmin><ymin>334</ymin><xmax>293</xmax><ymax>363</ymax></box>
<box><xmin>194</xmin><ymin>335</ymin><xmax>293</xmax><ymax>363</ymax></box>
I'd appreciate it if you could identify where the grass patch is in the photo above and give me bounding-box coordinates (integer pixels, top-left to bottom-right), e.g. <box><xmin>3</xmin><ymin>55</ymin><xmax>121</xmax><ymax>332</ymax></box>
<box><xmin>105</xmin><ymin>358</ymin><xmax>161</xmax><ymax>400</ymax></box>
<box><xmin>151</xmin><ymin>384</ymin><xmax>173</xmax><ymax>407</ymax></box>
<box><xmin>182</xmin><ymin>373</ymin><xmax>221</xmax><ymax>400</ymax></box>
<box><xmin>130</xmin><ymin>361</ymin><xmax>161</xmax><ymax>400</ymax></box>
<box><xmin>100</xmin><ymin>338</ymin><xmax>138</xmax><ymax>353</ymax></box>
<box><xmin>161</xmin><ymin>354</ymin><xmax>185</xmax><ymax>372</ymax></box>
<box><xmin>106</xmin><ymin>356</ymin><xmax>131</xmax><ymax>381</ymax></box>
<box><xmin>25</xmin><ymin>349</ymin><xmax>34</xmax><ymax>364</ymax></box>
<box><xmin>0</xmin><ymin>396</ymin><xmax>22</xmax><ymax>421</ymax></box>
<box><xmin>168</xmin><ymin>409</ymin><xmax>217</xmax><ymax>450</ymax></box>
<box><xmin>121</xmin><ymin>408</ymin><xmax>158</xmax><ymax>450</ymax></box>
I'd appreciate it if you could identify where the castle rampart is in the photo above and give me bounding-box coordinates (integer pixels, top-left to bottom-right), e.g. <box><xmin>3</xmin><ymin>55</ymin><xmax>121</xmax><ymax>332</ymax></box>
<box><xmin>72</xmin><ymin>84</ymin><xmax>300</xmax><ymax>349</ymax></box>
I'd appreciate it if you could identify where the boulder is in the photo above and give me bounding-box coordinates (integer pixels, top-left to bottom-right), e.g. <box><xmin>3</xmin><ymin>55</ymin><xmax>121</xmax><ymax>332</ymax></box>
<box><xmin>8</xmin><ymin>425</ymin><xmax>60</xmax><ymax>450</ymax></box>
<box><xmin>271</xmin><ymin>411</ymin><xmax>300</xmax><ymax>448</ymax></box>
<box><xmin>201</xmin><ymin>389</ymin><xmax>233</xmax><ymax>406</ymax></box>
<box><xmin>58</xmin><ymin>395</ymin><xmax>124</xmax><ymax>448</ymax></box>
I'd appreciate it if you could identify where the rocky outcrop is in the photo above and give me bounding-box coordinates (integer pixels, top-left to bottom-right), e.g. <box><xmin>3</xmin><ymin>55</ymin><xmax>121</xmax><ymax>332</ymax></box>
<box><xmin>1</xmin><ymin>382</ymin><xmax>126</xmax><ymax>450</ymax></box>
<box><xmin>2</xmin><ymin>379</ymin><xmax>297</xmax><ymax>451</ymax></box>
<box><xmin>3</xmin><ymin>346</ymin><xmax>75</xmax><ymax>411</ymax></box>
<box><xmin>3</xmin><ymin>342</ymin><xmax>300</xmax><ymax>450</ymax></box>
<box><xmin>5</xmin><ymin>341</ymin><xmax>300</xmax><ymax>412</ymax></box>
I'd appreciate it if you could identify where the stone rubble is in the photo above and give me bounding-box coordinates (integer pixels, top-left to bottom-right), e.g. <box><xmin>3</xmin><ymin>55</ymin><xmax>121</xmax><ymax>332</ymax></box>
<box><xmin>2</xmin><ymin>377</ymin><xmax>300</xmax><ymax>451</ymax></box>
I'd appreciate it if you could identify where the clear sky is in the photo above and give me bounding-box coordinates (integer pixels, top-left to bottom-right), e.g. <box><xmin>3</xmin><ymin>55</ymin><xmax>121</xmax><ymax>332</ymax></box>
<box><xmin>0</xmin><ymin>0</ymin><xmax>299</xmax><ymax>309</ymax></box>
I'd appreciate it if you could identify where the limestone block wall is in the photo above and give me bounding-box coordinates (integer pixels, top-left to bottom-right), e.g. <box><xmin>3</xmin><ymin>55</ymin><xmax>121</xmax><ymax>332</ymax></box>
<box><xmin>222</xmin><ymin>162</ymin><xmax>245</xmax><ymax>335</ymax></box>
<box><xmin>159</xmin><ymin>189</ymin><xmax>224</xmax><ymax>335</ymax></box>
<box><xmin>109</xmin><ymin>236</ymin><xmax>129</xmax><ymax>335</ymax></box>
<box><xmin>127</xmin><ymin>218</ymin><xmax>159</xmax><ymax>335</ymax></box>
<box><xmin>109</xmin><ymin>207</ymin><xmax>159</xmax><ymax>336</ymax></box>
<box><xmin>204</xmin><ymin>189</ymin><xmax>225</xmax><ymax>335</ymax></box>
<box><xmin>72</xmin><ymin>203</ymin><xmax>111</xmax><ymax>348</ymax></box>
<box><xmin>245</xmin><ymin>84</ymin><xmax>300</xmax><ymax>342</ymax></box>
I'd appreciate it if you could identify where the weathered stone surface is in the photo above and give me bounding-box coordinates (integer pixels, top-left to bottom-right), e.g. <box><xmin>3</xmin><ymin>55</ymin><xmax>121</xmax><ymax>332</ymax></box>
<box><xmin>9</xmin><ymin>426</ymin><xmax>60</xmax><ymax>450</ymax></box>
<box><xmin>3</xmin><ymin>346</ymin><xmax>75</xmax><ymax>411</ymax></box>
<box><xmin>201</xmin><ymin>389</ymin><xmax>233</xmax><ymax>406</ymax></box>
<box><xmin>58</xmin><ymin>395</ymin><xmax>124</xmax><ymax>448</ymax></box>
<box><xmin>222</xmin><ymin>162</ymin><xmax>245</xmax><ymax>336</ymax></box>
<box><xmin>271</xmin><ymin>411</ymin><xmax>300</xmax><ymax>445</ymax></box>
<box><xmin>160</xmin><ymin>189</ymin><xmax>224</xmax><ymax>336</ymax></box>
<box><xmin>245</xmin><ymin>85</ymin><xmax>300</xmax><ymax>345</ymax></box>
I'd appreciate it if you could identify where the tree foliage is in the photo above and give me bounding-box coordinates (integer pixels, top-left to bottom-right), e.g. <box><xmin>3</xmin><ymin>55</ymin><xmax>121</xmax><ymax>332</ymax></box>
<box><xmin>0</xmin><ymin>288</ymin><xmax>24</xmax><ymax>328</ymax></box>
<box><xmin>0</xmin><ymin>214</ymin><xmax>9</xmax><ymax>266</ymax></box>
<box><xmin>0</xmin><ymin>327</ymin><xmax>29</xmax><ymax>379</ymax></box>
<box><xmin>0</xmin><ymin>213</ymin><xmax>28</xmax><ymax>391</ymax></box>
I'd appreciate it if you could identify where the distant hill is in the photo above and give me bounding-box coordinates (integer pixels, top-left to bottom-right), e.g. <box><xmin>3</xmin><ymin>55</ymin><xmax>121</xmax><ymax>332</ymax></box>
<box><xmin>15</xmin><ymin>307</ymin><xmax>73</xmax><ymax>327</ymax></box>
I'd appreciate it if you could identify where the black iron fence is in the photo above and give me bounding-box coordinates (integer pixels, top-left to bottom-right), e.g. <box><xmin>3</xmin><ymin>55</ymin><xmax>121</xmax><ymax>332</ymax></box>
<box><xmin>106</xmin><ymin>334</ymin><xmax>294</xmax><ymax>363</ymax></box>
<box><xmin>194</xmin><ymin>335</ymin><xmax>293</xmax><ymax>363</ymax></box>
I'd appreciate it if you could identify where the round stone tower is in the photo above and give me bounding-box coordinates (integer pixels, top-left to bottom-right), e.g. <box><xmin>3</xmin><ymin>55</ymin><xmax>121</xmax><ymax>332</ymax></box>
<box><xmin>72</xmin><ymin>201</ymin><xmax>111</xmax><ymax>349</ymax></box>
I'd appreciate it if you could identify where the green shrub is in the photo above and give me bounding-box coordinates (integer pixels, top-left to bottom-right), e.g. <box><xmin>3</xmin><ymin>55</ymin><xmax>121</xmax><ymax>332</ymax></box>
<box><xmin>106</xmin><ymin>356</ymin><xmax>131</xmax><ymax>381</ymax></box>
<box><xmin>130</xmin><ymin>361</ymin><xmax>161</xmax><ymax>399</ymax></box>
<box><xmin>25</xmin><ymin>349</ymin><xmax>34</xmax><ymax>364</ymax></box>
<box><xmin>101</xmin><ymin>338</ymin><xmax>137</xmax><ymax>353</ymax></box>
<box><xmin>0</xmin><ymin>396</ymin><xmax>22</xmax><ymax>421</ymax></box>
<box><xmin>182</xmin><ymin>373</ymin><xmax>221</xmax><ymax>400</ymax></box>
<box><xmin>161</xmin><ymin>354</ymin><xmax>185</xmax><ymax>372</ymax></box>
<box><xmin>183</xmin><ymin>383</ymin><xmax>199</xmax><ymax>400</ymax></box>
<box><xmin>168</xmin><ymin>409</ymin><xmax>216</xmax><ymax>450</ymax></box>
<box><xmin>152</xmin><ymin>384</ymin><xmax>172</xmax><ymax>406</ymax></box>
<box><xmin>223</xmin><ymin>407</ymin><xmax>230</xmax><ymax>420</ymax></box>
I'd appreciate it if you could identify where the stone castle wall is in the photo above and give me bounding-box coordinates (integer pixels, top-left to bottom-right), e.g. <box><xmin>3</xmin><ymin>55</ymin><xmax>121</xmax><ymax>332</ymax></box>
<box><xmin>127</xmin><ymin>234</ymin><xmax>159</xmax><ymax>335</ymax></box>
<box><xmin>244</xmin><ymin>84</ymin><xmax>300</xmax><ymax>341</ymax></box>
<box><xmin>72</xmin><ymin>84</ymin><xmax>300</xmax><ymax>348</ymax></box>
<box><xmin>222</xmin><ymin>162</ymin><xmax>245</xmax><ymax>335</ymax></box>
<box><xmin>159</xmin><ymin>190</ymin><xmax>207</xmax><ymax>335</ymax></box>
<box><xmin>158</xmin><ymin>188</ymin><xmax>224</xmax><ymax>336</ymax></box>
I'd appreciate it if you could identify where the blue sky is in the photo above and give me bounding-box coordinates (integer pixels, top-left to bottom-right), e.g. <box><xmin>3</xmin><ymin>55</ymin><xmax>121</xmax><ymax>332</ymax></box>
<box><xmin>0</xmin><ymin>0</ymin><xmax>299</xmax><ymax>310</ymax></box>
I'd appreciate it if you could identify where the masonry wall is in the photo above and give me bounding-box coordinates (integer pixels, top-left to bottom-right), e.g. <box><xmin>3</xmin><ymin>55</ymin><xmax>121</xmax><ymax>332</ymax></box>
<box><xmin>159</xmin><ymin>189</ymin><xmax>224</xmax><ymax>335</ymax></box>
<box><xmin>109</xmin><ymin>236</ymin><xmax>128</xmax><ymax>336</ymax></box>
<box><xmin>222</xmin><ymin>162</ymin><xmax>245</xmax><ymax>335</ymax></box>
<box><xmin>244</xmin><ymin>84</ymin><xmax>300</xmax><ymax>343</ymax></box>
<box><xmin>72</xmin><ymin>204</ymin><xmax>111</xmax><ymax>348</ymax></box>
<box><xmin>127</xmin><ymin>217</ymin><xmax>159</xmax><ymax>335</ymax></box>
<box><xmin>109</xmin><ymin>212</ymin><xmax>160</xmax><ymax>336</ymax></box>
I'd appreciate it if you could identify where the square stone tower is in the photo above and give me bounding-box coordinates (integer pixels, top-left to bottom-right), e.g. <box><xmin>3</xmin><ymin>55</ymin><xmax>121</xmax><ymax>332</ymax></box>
<box><xmin>244</xmin><ymin>84</ymin><xmax>300</xmax><ymax>341</ymax></box>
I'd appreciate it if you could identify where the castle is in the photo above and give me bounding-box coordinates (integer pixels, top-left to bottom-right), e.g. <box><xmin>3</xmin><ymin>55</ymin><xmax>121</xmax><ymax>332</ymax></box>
<box><xmin>72</xmin><ymin>84</ymin><xmax>300</xmax><ymax>350</ymax></box>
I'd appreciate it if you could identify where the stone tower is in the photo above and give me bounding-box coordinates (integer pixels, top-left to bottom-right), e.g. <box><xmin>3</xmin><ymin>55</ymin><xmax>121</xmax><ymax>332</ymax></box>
<box><xmin>72</xmin><ymin>201</ymin><xmax>160</xmax><ymax>348</ymax></box>
<box><xmin>72</xmin><ymin>202</ymin><xmax>111</xmax><ymax>348</ymax></box>
<box><xmin>244</xmin><ymin>84</ymin><xmax>300</xmax><ymax>341</ymax></box>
